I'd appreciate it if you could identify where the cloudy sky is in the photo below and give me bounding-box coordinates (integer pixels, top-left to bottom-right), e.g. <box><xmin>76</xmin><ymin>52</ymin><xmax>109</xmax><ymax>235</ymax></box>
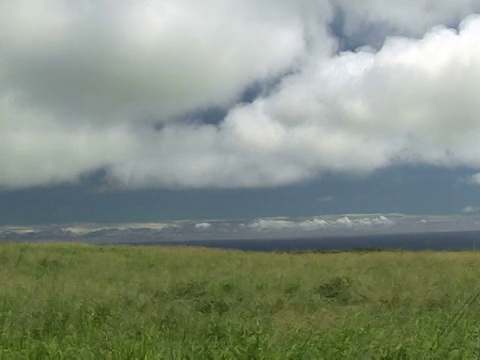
<box><xmin>2</xmin><ymin>0</ymin><xmax>480</xmax><ymax>225</ymax></box>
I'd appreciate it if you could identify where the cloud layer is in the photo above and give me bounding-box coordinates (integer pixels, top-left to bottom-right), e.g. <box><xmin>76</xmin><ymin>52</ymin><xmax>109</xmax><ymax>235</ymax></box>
<box><xmin>4</xmin><ymin>214</ymin><xmax>480</xmax><ymax>242</ymax></box>
<box><xmin>1</xmin><ymin>1</ymin><xmax>480</xmax><ymax>189</ymax></box>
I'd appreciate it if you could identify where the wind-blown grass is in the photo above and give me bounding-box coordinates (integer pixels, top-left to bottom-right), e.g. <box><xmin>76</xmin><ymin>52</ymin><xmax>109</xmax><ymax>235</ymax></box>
<box><xmin>1</xmin><ymin>243</ymin><xmax>480</xmax><ymax>358</ymax></box>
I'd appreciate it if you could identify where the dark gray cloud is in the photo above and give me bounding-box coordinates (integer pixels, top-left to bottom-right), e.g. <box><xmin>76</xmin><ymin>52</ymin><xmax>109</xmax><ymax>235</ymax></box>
<box><xmin>0</xmin><ymin>165</ymin><xmax>478</xmax><ymax>226</ymax></box>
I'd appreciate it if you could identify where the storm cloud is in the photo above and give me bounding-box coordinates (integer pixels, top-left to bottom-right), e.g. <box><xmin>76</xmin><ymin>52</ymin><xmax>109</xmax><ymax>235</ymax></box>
<box><xmin>1</xmin><ymin>1</ymin><xmax>480</xmax><ymax>189</ymax></box>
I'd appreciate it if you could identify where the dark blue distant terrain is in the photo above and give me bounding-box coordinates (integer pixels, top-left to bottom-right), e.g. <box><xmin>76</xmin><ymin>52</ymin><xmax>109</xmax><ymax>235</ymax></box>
<box><xmin>127</xmin><ymin>231</ymin><xmax>480</xmax><ymax>252</ymax></box>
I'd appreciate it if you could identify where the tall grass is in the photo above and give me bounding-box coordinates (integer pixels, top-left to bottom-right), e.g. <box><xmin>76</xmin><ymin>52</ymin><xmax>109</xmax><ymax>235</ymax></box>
<box><xmin>1</xmin><ymin>243</ymin><xmax>480</xmax><ymax>358</ymax></box>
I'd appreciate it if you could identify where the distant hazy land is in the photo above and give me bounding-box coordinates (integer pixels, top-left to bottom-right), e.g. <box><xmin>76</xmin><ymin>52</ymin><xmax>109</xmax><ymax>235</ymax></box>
<box><xmin>3</xmin><ymin>213</ymin><xmax>480</xmax><ymax>252</ymax></box>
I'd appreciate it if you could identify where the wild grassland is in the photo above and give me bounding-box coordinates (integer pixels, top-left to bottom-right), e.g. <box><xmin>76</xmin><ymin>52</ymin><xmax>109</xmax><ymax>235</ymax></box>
<box><xmin>1</xmin><ymin>243</ymin><xmax>480</xmax><ymax>358</ymax></box>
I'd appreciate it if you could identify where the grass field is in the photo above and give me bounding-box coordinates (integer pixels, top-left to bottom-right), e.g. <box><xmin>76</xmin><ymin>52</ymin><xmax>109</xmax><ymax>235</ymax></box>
<box><xmin>1</xmin><ymin>243</ymin><xmax>480</xmax><ymax>359</ymax></box>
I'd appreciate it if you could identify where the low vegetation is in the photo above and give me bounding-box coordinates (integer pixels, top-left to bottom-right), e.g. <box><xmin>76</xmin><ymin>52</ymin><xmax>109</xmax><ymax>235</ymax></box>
<box><xmin>1</xmin><ymin>242</ymin><xmax>480</xmax><ymax>358</ymax></box>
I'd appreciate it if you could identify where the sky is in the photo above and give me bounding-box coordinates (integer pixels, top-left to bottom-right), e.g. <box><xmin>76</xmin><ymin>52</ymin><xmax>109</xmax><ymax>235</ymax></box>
<box><xmin>2</xmin><ymin>1</ymin><xmax>480</xmax><ymax>226</ymax></box>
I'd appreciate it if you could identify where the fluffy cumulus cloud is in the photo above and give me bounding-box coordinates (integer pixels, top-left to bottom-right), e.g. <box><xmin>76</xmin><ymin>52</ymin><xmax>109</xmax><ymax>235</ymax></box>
<box><xmin>1</xmin><ymin>0</ymin><xmax>480</xmax><ymax>190</ymax></box>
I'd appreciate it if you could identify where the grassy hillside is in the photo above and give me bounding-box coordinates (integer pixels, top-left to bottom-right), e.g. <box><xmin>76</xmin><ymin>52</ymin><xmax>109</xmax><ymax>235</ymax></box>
<box><xmin>1</xmin><ymin>243</ymin><xmax>480</xmax><ymax>358</ymax></box>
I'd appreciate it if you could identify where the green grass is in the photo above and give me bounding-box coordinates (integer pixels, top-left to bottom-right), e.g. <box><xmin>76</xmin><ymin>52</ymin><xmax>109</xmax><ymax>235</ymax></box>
<box><xmin>1</xmin><ymin>243</ymin><xmax>480</xmax><ymax>358</ymax></box>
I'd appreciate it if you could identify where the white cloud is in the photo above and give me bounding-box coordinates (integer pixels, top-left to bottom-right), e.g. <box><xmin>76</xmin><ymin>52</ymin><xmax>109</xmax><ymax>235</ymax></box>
<box><xmin>249</xmin><ymin>219</ymin><xmax>296</xmax><ymax>231</ymax></box>
<box><xmin>108</xmin><ymin>14</ymin><xmax>480</xmax><ymax>189</ymax></box>
<box><xmin>336</xmin><ymin>217</ymin><xmax>353</xmax><ymax>226</ymax></box>
<box><xmin>1</xmin><ymin>2</ymin><xmax>480</xmax><ymax>190</ymax></box>
<box><xmin>462</xmin><ymin>206</ymin><xmax>480</xmax><ymax>213</ymax></box>
<box><xmin>0</xmin><ymin>0</ymin><xmax>319</xmax><ymax>122</ymax></box>
<box><xmin>195</xmin><ymin>223</ymin><xmax>212</xmax><ymax>230</ymax></box>
<box><xmin>248</xmin><ymin>215</ymin><xmax>393</xmax><ymax>232</ymax></box>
